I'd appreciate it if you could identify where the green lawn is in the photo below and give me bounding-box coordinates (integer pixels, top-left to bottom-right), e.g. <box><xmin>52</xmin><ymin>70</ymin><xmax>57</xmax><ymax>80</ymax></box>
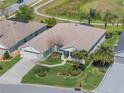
<box><xmin>0</xmin><ymin>56</ymin><xmax>21</xmax><ymax>76</ymax></box>
<box><xmin>81</xmin><ymin>65</ymin><xmax>105</xmax><ymax>90</ymax></box>
<box><xmin>0</xmin><ymin>0</ymin><xmax>16</xmax><ymax>7</ymax></box>
<box><xmin>96</xmin><ymin>25</ymin><xmax>124</xmax><ymax>48</ymax></box>
<box><xmin>37</xmin><ymin>0</ymin><xmax>124</xmax><ymax>21</ymax></box>
<box><xmin>43</xmin><ymin>55</ymin><xmax>62</xmax><ymax>65</ymax></box>
<box><xmin>22</xmin><ymin>62</ymin><xmax>105</xmax><ymax>90</ymax></box>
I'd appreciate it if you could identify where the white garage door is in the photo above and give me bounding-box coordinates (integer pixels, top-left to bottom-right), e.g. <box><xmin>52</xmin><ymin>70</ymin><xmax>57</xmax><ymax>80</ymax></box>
<box><xmin>20</xmin><ymin>46</ymin><xmax>41</xmax><ymax>59</ymax></box>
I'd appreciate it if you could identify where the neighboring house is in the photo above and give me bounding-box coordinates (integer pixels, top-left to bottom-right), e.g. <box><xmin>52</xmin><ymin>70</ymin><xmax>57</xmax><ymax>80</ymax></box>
<box><xmin>0</xmin><ymin>20</ymin><xmax>47</xmax><ymax>58</ymax></box>
<box><xmin>96</xmin><ymin>32</ymin><xmax>124</xmax><ymax>93</ymax></box>
<box><xmin>115</xmin><ymin>32</ymin><xmax>124</xmax><ymax>64</ymax></box>
<box><xmin>20</xmin><ymin>23</ymin><xmax>106</xmax><ymax>60</ymax></box>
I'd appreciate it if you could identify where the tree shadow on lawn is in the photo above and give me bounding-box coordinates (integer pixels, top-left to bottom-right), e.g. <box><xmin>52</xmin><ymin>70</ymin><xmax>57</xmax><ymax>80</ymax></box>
<box><xmin>92</xmin><ymin>60</ymin><xmax>112</xmax><ymax>72</ymax></box>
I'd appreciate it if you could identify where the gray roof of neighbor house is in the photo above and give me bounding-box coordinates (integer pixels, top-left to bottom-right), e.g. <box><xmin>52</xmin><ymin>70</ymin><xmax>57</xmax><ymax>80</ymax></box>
<box><xmin>115</xmin><ymin>32</ymin><xmax>124</xmax><ymax>53</ymax></box>
<box><xmin>20</xmin><ymin>23</ymin><xmax>106</xmax><ymax>53</ymax></box>
<box><xmin>0</xmin><ymin>20</ymin><xmax>47</xmax><ymax>49</ymax></box>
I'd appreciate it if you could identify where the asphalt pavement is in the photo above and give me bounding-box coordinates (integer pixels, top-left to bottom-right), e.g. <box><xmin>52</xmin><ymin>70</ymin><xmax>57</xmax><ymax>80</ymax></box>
<box><xmin>0</xmin><ymin>84</ymin><xmax>86</xmax><ymax>93</ymax></box>
<box><xmin>6</xmin><ymin>0</ymin><xmax>37</xmax><ymax>15</ymax></box>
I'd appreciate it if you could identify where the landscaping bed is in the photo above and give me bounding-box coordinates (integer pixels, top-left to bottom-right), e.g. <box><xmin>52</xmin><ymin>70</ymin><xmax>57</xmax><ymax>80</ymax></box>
<box><xmin>42</xmin><ymin>53</ymin><xmax>62</xmax><ymax>65</ymax></box>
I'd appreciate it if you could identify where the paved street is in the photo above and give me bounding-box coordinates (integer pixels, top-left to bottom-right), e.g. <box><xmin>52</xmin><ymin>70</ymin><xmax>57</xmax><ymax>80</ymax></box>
<box><xmin>96</xmin><ymin>63</ymin><xmax>124</xmax><ymax>93</ymax></box>
<box><xmin>6</xmin><ymin>0</ymin><xmax>38</xmax><ymax>15</ymax></box>
<box><xmin>0</xmin><ymin>84</ymin><xmax>86</xmax><ymax>93</ymax></box>
<box><xmin>0</xmin><ymin>58</ymin><xmax>39</xmax><ymax>84</ymax></box>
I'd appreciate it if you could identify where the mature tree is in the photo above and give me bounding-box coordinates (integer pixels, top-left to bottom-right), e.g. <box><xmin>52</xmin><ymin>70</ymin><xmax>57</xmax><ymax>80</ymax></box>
<box><xmin>73</xmin><ymin>50</ymin><xmax>88</xmax><ymax>60</ymax></box>
<box><xmin>79</xmin><ymin>8</ymin><xmax>101</xmax><ymax>24</ymax></box>
<box><xmin>86</xmin><ymin>8</ymin><xmax>101</xmax><ymax>24</ymax></box>
<box><xmin>16</xmin><ymin>5</ymin><xmax>33</xmax><ymax>22</ymax></box>
<box><xmin>110</xmin><ymin>14</ymin><xmax>118</xmax><ymax>26</ymax></box>
<box><xmin>45</xmin><ymin>18</ymin><xmax>57</xmax><ymax>27</ymax></box>
<box><xmin>79</xmin><ymin>50</ymin><xmax>88</xmax><ymax>59</ymax></box>
<box><xmin>72</xmin><ymin>50</ymin><xmax>81</xmax><ymax>59</ymax></box>
<box><xmin>103</xmin><ymin>10</ymin><xmax>113</xmax><ymax>28</ymax></box>
<box><xmin>117</xmin><ymin>16</ymin><xmax>124</xmax><ymax>26</ymax></box>
<box><xmin>95</xmin><ymin>44</ymin><xmax>113</xmax><ymax>67</ymax></box>
<box><xmin>72</xmin><ymin>62</ymin><xmax>85</xmax><ymax>71</ymax></box>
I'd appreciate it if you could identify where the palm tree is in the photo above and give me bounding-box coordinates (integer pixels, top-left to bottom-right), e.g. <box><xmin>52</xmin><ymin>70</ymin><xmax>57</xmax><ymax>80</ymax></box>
<box><xmin>117</xmin><ymin>16</ymin><xmax>124</xmax><ymax>27</ymax></box>
<box><xmin>103</xmin><ymin>10</ymin><xmax>112</xmax><ymax>28</ymax></box>
<box><xmin>72</xmin><ymin>50</ymin><xmax>88</xmax><ymax>60</ymax></box>
<box><xmin>87</xmin><ymin>8</ymin><xmax>101</xmax><ymax>25</ymax></box>
<box><xmin>72</xmin><ymin>62</ymin><xmax>85</xmax><ymax>71</ymax></box>
<box><xmin>95</xmin><ymin>44</ymin><xmax>113</xmax><ymax>67</ymax></box>
<box><xmin>72</xmin><ymin>50</ymin><xmax>80</xmax><ymax>60</ymax></box>
<box><xmin>79</xmin><ymin>50</ymin><xmax>88</xmax><ymax>60</ymax></box>
<box><xmin>111</xmin><ymin>14</ymin><xmax>118</xmax><ymax>26</ymax></box>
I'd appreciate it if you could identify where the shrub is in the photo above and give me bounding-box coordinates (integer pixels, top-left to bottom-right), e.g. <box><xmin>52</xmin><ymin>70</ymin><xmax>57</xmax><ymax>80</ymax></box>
<box><xmin>35</xmin><ymin>66</ymin><xmax>48</xmax><ymax>77</ymax></box>
<box><xmin>37</xmin><ymin>71</ymin><xmax>47</xmax><ymax>77</ymax></box>
<box><xmin>0</xmin><ymin>64</ymin><xmax>3</xmax><ymax>70</ymax></box>
<box><xmin>105</xmin><ymin>32</ymin><xmax>112</xmax><ymax>39</ymax></box>
<box><xmin>3</xmin><ymin>51</ymin><xmax>10</xmax><ymax>60</ymax></box>
<box><xmin>45</xmin><ymin>18</ymin><xmax>57</xmax><ymax>27</ymax></box>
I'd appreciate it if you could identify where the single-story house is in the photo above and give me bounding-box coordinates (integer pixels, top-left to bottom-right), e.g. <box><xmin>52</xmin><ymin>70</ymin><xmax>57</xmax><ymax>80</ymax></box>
<box><xmin>96</xmin><ymin>32</ymin><xmax>124</xmax><ymax>93</ymax></box>
<box><xmin>20</xmin><ymin>23</ymin><xmax>106</xmax><ymax>60</ymax></box>
<box><xmin>0</xmin><ymin>20</ymin><xmax>47</xmax><ymax>58</ymax></box>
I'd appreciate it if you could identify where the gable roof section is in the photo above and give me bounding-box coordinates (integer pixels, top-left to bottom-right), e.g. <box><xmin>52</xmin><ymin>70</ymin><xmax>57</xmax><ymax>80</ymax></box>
<box><xmin>115</xmin><ymin>32</ymin><xmax>124</xmax><ymax>53</ymax></box>
<box><xmin>0</xmin><ymin>20</ymin><xmax>46</xmax><ymax>49</ymax></box>
<box><xmin>20</xmin><ymin>23</ymin><xmax>106</xmax><ymax>53</ymax></box>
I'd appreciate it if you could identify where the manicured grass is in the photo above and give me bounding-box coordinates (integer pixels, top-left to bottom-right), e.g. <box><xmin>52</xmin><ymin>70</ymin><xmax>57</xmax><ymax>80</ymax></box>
<box><xmin>22</xmin><ymin>63</ymin><xmax>80</xmax><ymax>87</ymax></box>
<box><xmin>43</xmin><ymin>55</ymin><xmax>62</xmax><ymax>65</ymax></box>
<box><xmin>0</xmin><ymin>55</ymin><xmax>21</xmax><ymax>76</ymax></box>
<box><xmin>81</xmin><ymin>65</ymin><xmax>105</xmax><ymax>90</ymax></box>
<box><xmin>96</xmin><ymin>25</ymin><xmax>124</xmax><ymax>48</ymax></box>
<box><xmin>22</xmin><ymin>62</ymin><xmax>105</xmax><ymax>90</ymax></box>
<box><xmin>37</xmin><ymin>0</ymin><xmax>124</xmax><ymax>21</ymax></box>
<box><xmin>1</xmin><ymin>0</ymin><xmax>16</xmax><ymax>7</ymax></box>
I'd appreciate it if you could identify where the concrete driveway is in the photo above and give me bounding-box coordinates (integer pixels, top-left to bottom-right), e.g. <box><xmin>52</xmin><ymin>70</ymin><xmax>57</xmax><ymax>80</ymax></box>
<box><xmin>0</xmin><ymin>57</ymin><xmax>39</xmax><ymax>84</ymax></box>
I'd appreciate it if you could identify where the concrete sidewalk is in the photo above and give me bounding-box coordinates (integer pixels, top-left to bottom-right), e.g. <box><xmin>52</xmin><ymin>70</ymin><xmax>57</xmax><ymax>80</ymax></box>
<box><xmin>0</xmin><ymin>58</ymin><xmax>39</xmax><ymax>84</ymax></box>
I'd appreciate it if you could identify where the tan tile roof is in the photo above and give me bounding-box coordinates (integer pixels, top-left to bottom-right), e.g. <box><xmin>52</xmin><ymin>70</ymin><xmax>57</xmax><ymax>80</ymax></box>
<box><xmin>20</xmin><ymin>23</ymin><xmax>106</xmax><ymax>53</ymax></box>
<box><xmin>0</xmin><ymin>20</ymin><xmax>46</xmax><ymax>49</ymax></box>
